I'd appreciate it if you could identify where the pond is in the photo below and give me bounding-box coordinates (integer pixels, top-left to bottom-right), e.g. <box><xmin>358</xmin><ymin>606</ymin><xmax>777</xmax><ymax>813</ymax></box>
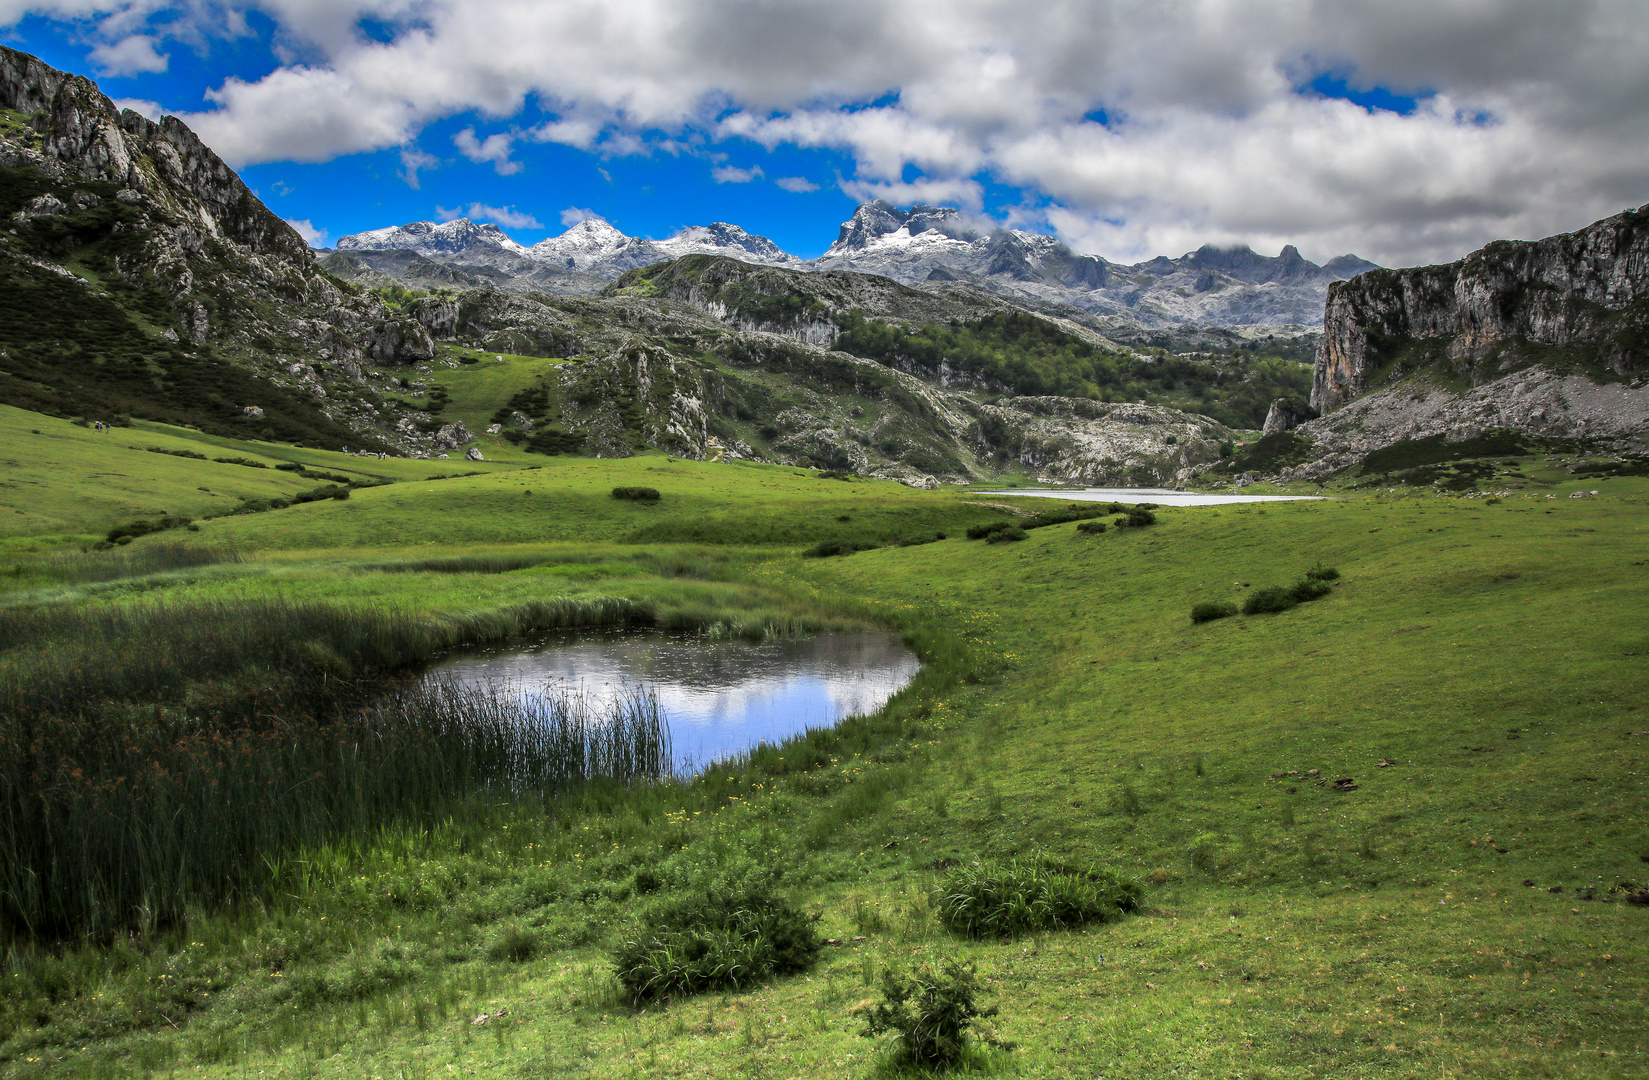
<box><xmin>972</xmin><ymin>486</ymin><xmax>1326</xmax><ymax>506</ymax></box>
<box><xmin>423</xmin><ymin>629</ymin><xmax>922</xmax><ymax>772</ymax></box>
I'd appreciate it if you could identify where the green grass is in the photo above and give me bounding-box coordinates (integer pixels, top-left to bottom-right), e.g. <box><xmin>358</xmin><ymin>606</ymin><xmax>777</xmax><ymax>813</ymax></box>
<box><xmin>1</xmin><ymin>407</ymin><xmax>1646</xmax><ymax>1079</ymax></box>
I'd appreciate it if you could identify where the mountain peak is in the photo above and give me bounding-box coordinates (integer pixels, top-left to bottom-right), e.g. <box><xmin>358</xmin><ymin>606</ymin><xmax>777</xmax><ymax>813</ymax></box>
<box><xmin>336</xmin><ymin>218</ymin><xmax>526</xmax><ymax>256</ymax></box>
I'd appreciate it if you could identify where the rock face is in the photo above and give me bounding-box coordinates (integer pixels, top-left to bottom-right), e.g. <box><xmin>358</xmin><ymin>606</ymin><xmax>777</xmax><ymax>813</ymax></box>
<box><xmin>1314</xmin><ymin>204</ymin><xmax>1649</xmax><ymax>414</ymax></box>
<box><xmin>1262</xmin><ymin>396</ymin><xmax>1317</xmax><ymax>434</ymax></box>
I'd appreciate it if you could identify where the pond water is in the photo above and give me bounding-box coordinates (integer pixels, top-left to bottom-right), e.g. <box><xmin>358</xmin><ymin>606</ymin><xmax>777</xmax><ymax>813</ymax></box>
<box><xmin>423</xmin><ymin>630</ymin><xmax>921</xmax><ymax>772</ymax></box>
<box><xmin>973</xmin><ymin>486</ymin><xmax>1326</xmax><ymax>506</ymax></box>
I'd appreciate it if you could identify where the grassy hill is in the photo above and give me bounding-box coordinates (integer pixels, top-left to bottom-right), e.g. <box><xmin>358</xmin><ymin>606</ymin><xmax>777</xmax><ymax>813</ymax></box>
<box><xmin>0</xmin><ymin>404</ymin><xmax>1644</xmax><ymax>1079</ymax></box>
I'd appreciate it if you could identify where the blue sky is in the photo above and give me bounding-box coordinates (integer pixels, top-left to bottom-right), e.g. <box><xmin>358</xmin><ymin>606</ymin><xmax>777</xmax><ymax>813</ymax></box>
<box><xmin>3</xmin><ymin>2</ymin><xmax>1643</xmax><ymax>266</ymax></box>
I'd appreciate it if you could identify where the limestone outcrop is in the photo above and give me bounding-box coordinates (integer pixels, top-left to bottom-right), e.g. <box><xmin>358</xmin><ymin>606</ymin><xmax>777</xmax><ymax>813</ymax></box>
<box><xmin>1313</xmin><ymin>204</ymin><xmax>1649</xmax><ymax>415</ymax></box>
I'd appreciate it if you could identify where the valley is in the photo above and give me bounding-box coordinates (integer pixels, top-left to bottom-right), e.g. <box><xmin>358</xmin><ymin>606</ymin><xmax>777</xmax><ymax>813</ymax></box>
<box><xmin>0</xmin><ymin>41</ymin><xmax>1645</xmax><ymax>1080</ymax></box>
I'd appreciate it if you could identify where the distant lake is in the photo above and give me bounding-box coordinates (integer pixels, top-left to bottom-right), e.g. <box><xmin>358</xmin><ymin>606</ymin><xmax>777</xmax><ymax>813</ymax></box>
<box><xmin>973</xmin><ymin>486</ymin><xmax>1326</xmax><ymax>506</ymax></box>
<box><xmin>423</xmin><ymin>629</ymin><xmax>921</xmax><ymax>772</ymax></box>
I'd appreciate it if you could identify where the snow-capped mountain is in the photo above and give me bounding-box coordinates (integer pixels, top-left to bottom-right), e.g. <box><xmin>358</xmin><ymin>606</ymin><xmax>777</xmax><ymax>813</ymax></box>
<box><xmin>335</xmin><ymin>218</ymin><xmax>528</xmax><ymax>257</ymax></box>
<box><xmin>327</xmin><ymin>202</ymin><xmax>1378</xmax><ymax>328</ymax></box>
<box><xmin>655</xmin><ymin>222</ymin><xmax>801</xmax><ymax>265</ymax></box>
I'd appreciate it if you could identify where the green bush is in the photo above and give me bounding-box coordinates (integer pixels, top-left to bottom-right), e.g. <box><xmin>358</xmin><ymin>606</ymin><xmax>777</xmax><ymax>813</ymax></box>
<box><xmin>965</xmin><ymin>520</ymin><xmax>1015</xmax><ymax>540</ymax></box>
<box><xmin>1289</xmin><ymin>578</ymin><xmax>1333</xmax><ymax>603</ymax></box>
<box><xmin>105</xmin><ymin>515</ymin><xmax>192</xmax><ymax>544</ymax></box>
<box><xmin>1304</xmin><ymin>564</ymin><xmax>1340</xmax><ymax>581</ymax></box>
<box><xmin>1242</xmin><ymin>585</ymin><xmax>1299</xmax><ymax>615</ymax></box>
<box><xmin>611</xmin><ymin>884</ymin><xmax>821</xmax><ymax>1003</ymax></box>
<box><xmin>861</xmin><ymin>959</ymin><xmax>998</xmax><ymax>1071</ymax></box>
<box><xmin>1075</xmin><ymin>520</ymin><xmax>1107</xmax><ymax>535</ymax></box>
<box><xmin>1190</xmin><ymin>601</ymin><xmax>1238</xmax><ymax>624</ymax></box>
<box><xmin>936</xmin><ymin>857</ymin><xmax>1143</xmax><ymax>939</ymax></box>
<box><xmin>611</xmin><ymin>486</ymin><xmax>661</xmax><ymax>501</ymax></box>
<box><xmin>985</xmin><ymin>526</ymin><xmax>1027</xmax><ymax>544</ymax></box>
<box><xmin>1115</xmin><ymin>507</ymin><xmax>1157</xmax><ymax>528</ymax></box>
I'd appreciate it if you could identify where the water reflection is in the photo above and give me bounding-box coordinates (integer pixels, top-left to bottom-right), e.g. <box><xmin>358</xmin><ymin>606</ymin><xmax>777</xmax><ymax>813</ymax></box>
<box><xmin>424</xmin><ymin>630</ymin><xmax>921</xmax><ymax>772</ymax></box>
<box><xmin>973</xmin><ymin>486</ymin><xmax>1326</xmax><ymax>506</ymax></box>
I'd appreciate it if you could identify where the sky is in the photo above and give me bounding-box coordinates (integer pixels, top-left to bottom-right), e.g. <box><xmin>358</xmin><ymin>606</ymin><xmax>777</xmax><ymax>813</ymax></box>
<box><xmin>3</xmin><ymin>1</ymin><xmax>1646</xmax><ymax>266</ymax></box>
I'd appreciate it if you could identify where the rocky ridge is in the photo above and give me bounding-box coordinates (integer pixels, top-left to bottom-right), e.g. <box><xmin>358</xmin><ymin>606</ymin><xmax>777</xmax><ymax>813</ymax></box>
<box><xmin>1227</xmin><ymin>204</ymin><xmax>1649</xmax><ymax>484</ymax></box>
<box><xmin>330</xmin><ymin>200</ymin><xmax>1378</xmax><ymax>330</ymax></box>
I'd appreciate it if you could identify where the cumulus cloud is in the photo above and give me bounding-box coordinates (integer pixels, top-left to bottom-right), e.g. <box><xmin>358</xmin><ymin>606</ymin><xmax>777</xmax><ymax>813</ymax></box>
<box><xmin>284</xmin><ymin>217</ymin><xmax>327</xmax><ymax>246</ymax></box>
<box><xmin>17</xmin><ymin>0</ymin><xmax>1649</xmax><ymax>265</ymax></box>
<box><xmin>89</xmin><ymin>33</ymin><xmax>168</xmax><ymax>75</ymax></box>
<box><xmin>559</xmin><ymin>206</ymin><xmax>597</xmax><ymax>226</ymax></box>
<box><xmin>775</xmin><ymin>176</ymin><xmax>819</xmax><ymax>193</ymax></box>
<box><xmin>112</xmin><ymin>97</ymin><xmax>164</xmax><ymax>120</ymax></box>
<box><xmin>453</xmin><ymin>127</ymin><xmax>521</xmax><ymax>175</ymax></box>
<box><xmin>465</xmin><ymin>202</ymin><xmax>542</xmax><ymax>229</ymax></box>
<box><xmin>711</xmin><ymin>163</ymin><xmax>762</xmax><ymax>183</ymax></box>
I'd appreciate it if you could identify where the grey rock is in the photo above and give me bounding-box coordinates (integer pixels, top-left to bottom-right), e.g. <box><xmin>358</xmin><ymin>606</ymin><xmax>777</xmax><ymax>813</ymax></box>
<box><xmin>1314</xmin><ymin>203</ymin><xmax>1649</xmax><ymax>415</ymax></box>
<box><xmin>486</xmin><ymin>422</ymin><xmax>502</xmax><ymax>434</ymax></box>
<box><xmin>1263</xmin><ymin>396</ymin><xmax>1318</xmax><ymax>434</ymax></box>
<box><xmin>433</xmin><ymin>422</ymin><xmax>471</xmax><ymax>450</ymax></box>
<box><xmin>242</xmin><ymin>405</ymin><xmax>263</xmax><ymax>418</ymax></box>
<box><xmin>12</xmin><ymin>193</ymin><xmax>65</xmax><ymax>222</ymax></box>
<box><xmin>368</xmin><ymin>317</ymin><xmax>435</xmax><ymax>364</ymax></box>
<box><xmin>465</xmin><ymin>447</ymin><xmax>484</xmax><ymax>461</ymax></box>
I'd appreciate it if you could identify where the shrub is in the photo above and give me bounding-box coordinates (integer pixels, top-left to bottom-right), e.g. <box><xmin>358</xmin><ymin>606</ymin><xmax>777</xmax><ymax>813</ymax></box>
<box><xmin>803</xmin><ymin>538</ymin><xmax>877</xmax><ymax>558</ymax></box>
<box><xmin>1242</xmin><ymin>585</ymin><xmax>1299</xmax><ymax>615</ymax></box>
<box><xmin>1304</xmin><ymin>564</ymin><xmax>1340</xmax><ymax>581</ymax></box>
<box><xmin>861</xmin><ymin>959</ymin><xmax>998</xmax><ymax>1071</ymax></box>
<box><xmin>985</xmin><ymin>526</ymin><xmax>1027</xmax><ymax>544</ymax></box>
<box><xmin>1075</xmin><ymin>520</ymin><xmax>1107</xmax><ymax>535</ymax></box>
<box><xmin>1190</xmin><ymin>601</ymin><xmax>1238</xmax><ymax>624</ymax></box>
<box><xmin>105</xmin><ymin>515</ymin><xmax>191</xmax><ymax>544</ymax></box>
<box><xmin>611</xmin><ymin>884</ymin><xmax>821</xmax><ymax>1003</ymax></box>
<box><xmin>965</xmin><ymin>520</ymin><xmax>1015</xmax><ymax>540</ymax></box>
<box><xmin>611</xmin><ymin>486</ymin><xmax>661</xmax><ymax>501</ymax></box>
<box><xmin>1115</xmin><ymin>507</ymin><xmax>1156</xmax><ymax>528</ymax></box>
<box><xmin>936</xmin><ymin>857</ymin><xmax>1143</xmax><ymax>939</ymax></box>
<box><xmin>894</xmin><ymin>532</ymin><xmax>945</xmax><ymax>547</ymax></box>
<box><xmin>1289</xmin><ymin>578</ymin><xmax>1332</xmax><ymax>603</ymax></box>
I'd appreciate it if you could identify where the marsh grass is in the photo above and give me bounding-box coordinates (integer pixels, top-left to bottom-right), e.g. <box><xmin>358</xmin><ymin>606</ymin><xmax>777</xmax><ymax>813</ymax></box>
<box><xmin>10</xmin><ymin>542</ymin><xmax>242</xmax><ymax>585</ymax></box>
<box><xmin>0</xmin><ymin>679</ymin><xmax>671</xmax><ymax>938</ymax></box>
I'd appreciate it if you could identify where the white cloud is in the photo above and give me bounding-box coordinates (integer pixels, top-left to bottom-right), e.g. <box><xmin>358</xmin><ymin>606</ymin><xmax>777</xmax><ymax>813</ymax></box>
<box><xmin>89</xmin><ymin>33</ymin><xmax>168</xmax><ymax>76</ymax></box>
<box><xmin>453</xmin><ymin>127</ymin><xmax>521</xmax><ymax>175</ymax></box>
<box><xmin>113</xmin><ymin>97</ymin><xmax>163</xmax><ymax>120</ymax></box>
<box><xmin>398</xmin><ymin>146</ymin><xmax>438</xmax><ymax>189</ymax></box>
<box><xmin>559</xmin><ymin>206</ymin><xmax>597</xmax><ymax>227</ymax></box>
<box><xmin>22</xmin><ymin>0</ymin><xmax>1648</xmax><ymax>265</ymax></box>
<box><xmin>775</xmin><ymin>176</ymin><xmax>818</xmax><ymax>193</ymax></box>
<box><xmin>285</xmin><ymin>217</ymin><xmax>327</xmax><ymax>246</ymax></box>
<box><xmin>466</xmin><ymin>202</ymin><xmax>542</xmax><ymax>229</ymax></box>
<box><xmin>711</xmin><ymin>163</ymin><xmax>762</xmax><ymax>183</ymax></box>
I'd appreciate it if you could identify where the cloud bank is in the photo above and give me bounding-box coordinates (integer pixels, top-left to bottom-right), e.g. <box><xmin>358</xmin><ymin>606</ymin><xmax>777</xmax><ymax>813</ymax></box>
<box><xmin>12</xmin><ymin>1</ymin><xmax>1649</xmax><ymax>265</ymax></box>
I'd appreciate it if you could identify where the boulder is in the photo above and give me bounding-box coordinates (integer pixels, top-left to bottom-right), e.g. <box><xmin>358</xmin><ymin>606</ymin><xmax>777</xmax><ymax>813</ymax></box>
<box><xmin>465</xmin><ymin>447</ymin><xmax>484</xmax><ymax>461</ymax></box>
<box><xmin>433</xmin><ymin>421</ymin><xmax>472</xmax><ymax>449</ymax></box>
<box><xmin>242</xmin><ymin>405</ymin><xmax>263</xmax><ymax>418</ymax></box>
<box><xmin>368</xmin><ymin>317</ymin><xmax>435</xmax><ymax>364</ymax></box>
<box><xmin>1263</xmin><ymin>396</ymin><xmax>1318</xmax><ymax>434</ymax></box>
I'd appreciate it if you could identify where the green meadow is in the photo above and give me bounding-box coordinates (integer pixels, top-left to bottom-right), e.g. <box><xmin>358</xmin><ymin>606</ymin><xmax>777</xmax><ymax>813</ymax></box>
<box><xmin>0</xmin><ymin>410</ymin><xmax>1645</xmax><ymax>1079</ymax></box>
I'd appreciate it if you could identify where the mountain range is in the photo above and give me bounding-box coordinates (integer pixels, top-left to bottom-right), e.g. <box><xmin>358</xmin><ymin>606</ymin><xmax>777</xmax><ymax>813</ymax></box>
<box><xmin>324</xmin><ymin>201</ymin><xmax>1379</xmax><ymax>330</ymax></box>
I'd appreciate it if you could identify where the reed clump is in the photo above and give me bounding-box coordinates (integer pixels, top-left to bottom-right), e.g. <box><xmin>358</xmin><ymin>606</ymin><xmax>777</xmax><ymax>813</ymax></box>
<box><xmin>0</xmin><ymin>680</ymin><xmax>671</xmax><ymax>939</ymax></box>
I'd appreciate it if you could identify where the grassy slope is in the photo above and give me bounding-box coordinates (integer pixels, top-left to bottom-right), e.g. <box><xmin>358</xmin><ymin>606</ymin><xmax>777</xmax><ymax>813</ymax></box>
<box><xmin>2</xmin><ymin>418</ymin><xmax>1646</xmax><ymax>1079</ymax></box>
<box><xmin>189</xmin><ymin>457</ymin><xmax>990</xmax><ymax>550</ymax></box>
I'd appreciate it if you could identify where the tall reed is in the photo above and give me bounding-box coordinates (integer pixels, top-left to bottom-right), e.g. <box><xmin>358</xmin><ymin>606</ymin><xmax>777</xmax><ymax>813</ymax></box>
<box><xmin>0</xmin><ymin>680</ymin><xmax>670</xmax><ymax>939</ymax></box>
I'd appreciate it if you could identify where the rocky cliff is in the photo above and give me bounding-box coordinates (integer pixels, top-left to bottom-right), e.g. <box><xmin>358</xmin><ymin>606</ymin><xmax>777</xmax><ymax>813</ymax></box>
<box><xmin>1314</xmin><ymin>204</ymin><xmax>1649</xmax><ymax>414</ymax></box>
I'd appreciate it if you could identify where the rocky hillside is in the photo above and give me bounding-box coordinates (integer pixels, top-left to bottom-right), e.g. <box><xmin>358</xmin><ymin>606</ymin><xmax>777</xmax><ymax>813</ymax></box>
<box><xmin>1216</xmin><ymin>205</ymin><xmax>1649</xmax><ymax>485</ymax></box>
<box><xmin>0</xmin><ymin>46</ymin><xmax>481</xmax><ymax>452</ymax></box>
<box><xmin>0</xmin><ymin>46</ymin><xmax>1275</xmax><ymax>482</ymax></box>
<box><xmin>331</xmin><ymin>200</ymin><xmax>1377</xmax><ymax>330</ymax></box>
